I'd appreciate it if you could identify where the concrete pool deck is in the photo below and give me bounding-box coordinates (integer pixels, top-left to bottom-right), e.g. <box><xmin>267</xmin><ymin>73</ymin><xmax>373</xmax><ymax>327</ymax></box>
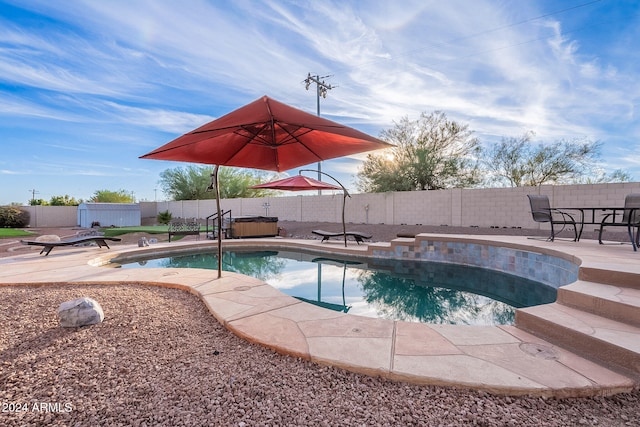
<box><xmin>1</xmin><ymin>234</ymin><xmax>639</xmax><ymax>398</ymax></box>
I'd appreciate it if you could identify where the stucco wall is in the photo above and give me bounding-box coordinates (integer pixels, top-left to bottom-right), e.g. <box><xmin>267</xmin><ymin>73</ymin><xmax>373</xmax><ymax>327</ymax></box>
<box><xmin>22</xmin><ymin>206</ymin><xmax>77</xmax><ymax>228</ymax></box>
<box><xmin>19</xmin><ymin>182</ymin><xmax>640</xmax><ymax>229</ymax></box>
<box><xmin>217</xmin><ymin>182</ymin><xmax>640</xmax><ymax>228</ymax></box>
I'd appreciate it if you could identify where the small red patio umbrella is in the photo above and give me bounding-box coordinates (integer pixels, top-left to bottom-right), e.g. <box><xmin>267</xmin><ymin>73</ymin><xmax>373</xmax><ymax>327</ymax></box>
<box><xmin>250</xmin><ymin>172</ymin><xmax>352</xmax><ymax>247</ymax></box>
<box><xmin>249</xmin><ymin>175</ymin><xmax>341</xmax><ymax>191</ymax></box>
<box><xmin>140</xmin><ymin>96</ymin><xmax>391</xmax><ymax>278</ymax></box>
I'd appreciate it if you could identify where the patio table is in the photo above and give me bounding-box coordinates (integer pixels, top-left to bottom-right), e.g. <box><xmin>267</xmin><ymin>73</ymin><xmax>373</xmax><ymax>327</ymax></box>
<box><xmin>557</xmin><ymin>206</ymin><xmax>639</xmax><ymax>245</ymax></box>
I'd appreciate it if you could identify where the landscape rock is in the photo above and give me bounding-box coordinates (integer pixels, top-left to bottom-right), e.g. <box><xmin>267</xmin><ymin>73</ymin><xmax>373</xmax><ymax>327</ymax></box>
<box><xmin>35</xmin><ymin>234</ymin><xmax>61</xmax><ymax>243</ymax></box>
<box><xmin>57</xmin><ymin>297</ymin><xmax>104</xmax><ymax>327</ymax></box>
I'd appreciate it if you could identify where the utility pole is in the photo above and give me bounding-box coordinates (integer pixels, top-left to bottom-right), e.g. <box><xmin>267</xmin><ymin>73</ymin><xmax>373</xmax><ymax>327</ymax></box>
<box><xmin>304</xmin><ymin>73</ymin><xmax>334</xmax><ymax>194</ymax></box>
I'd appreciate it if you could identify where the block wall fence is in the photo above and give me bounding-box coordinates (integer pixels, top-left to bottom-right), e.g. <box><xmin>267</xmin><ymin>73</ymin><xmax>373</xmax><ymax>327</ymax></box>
<box><xmin>21</xmin><ymin>182</ymin><xmax>640</xmax><ymax>230</ymax></box>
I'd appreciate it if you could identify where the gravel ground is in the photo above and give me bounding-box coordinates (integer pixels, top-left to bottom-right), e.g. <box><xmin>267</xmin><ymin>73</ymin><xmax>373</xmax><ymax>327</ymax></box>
<box><xmin>1</xmin><ymin>223</ymin><xmax>639</xmax><ymax>426</ymax></box>
<box><xmin>0</xmin><ymin>284</ymin><xmax>638</xmax><ymax>427</ymax></box>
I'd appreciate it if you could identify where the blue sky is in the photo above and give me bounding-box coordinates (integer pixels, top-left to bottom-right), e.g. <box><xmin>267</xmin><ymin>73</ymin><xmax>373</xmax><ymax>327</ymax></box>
<box><xmin>1</xmin><ymin>0</ymin><xmax>638</xmax><ymax>205</ymax></box>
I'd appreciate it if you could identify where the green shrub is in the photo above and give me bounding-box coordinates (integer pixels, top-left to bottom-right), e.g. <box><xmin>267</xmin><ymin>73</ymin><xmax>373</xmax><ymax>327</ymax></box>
<box><xmin>156</xmin><ymin>210</ymin><xmax>172</xmax><ymax>225</ymax></box>
<box><xmin>0</xmin><ymin>206</ymin><xmax>30</xmax><ymax>228</ymax></box>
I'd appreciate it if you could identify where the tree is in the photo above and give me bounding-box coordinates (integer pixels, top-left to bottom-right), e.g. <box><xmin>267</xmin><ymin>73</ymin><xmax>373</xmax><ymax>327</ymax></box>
<box><xmin>356</xmin><ymin>111</ymin><xmax>481</xmax><ymax>192</ymax></box>
<box><xmin>29</xmin><ymin>199</ymin><xmax>48</xmax><ymax>206</ymax></box>
<box><xmin>482</xmin><ymin>133</ymin><xmax>631</xmax><ymax>187</ymax></box>
<box><xmin>90</xmin><ymin>189</ymin><xmax>135</xmax><ymax>203</ymax></box>
<box><xmin>574</xmin><ymin>169</ymin><xmax>633</xmax><ymax>184</ymax></box>
<box><xmin>0</xmin><ymin>206</ymin><xmax>30</xmax><ymax>227</ymax></box>
<box><xmin>158</xmin><ymin>165</ymin><xmax>277</xmax><ymax>201</ymax></box>
<box><xmin>156</xmin><ymin>210</ymin><xmax>172</xmax><ymax>225</ymax></box>
<box><xmin>49</xmin><ymin>195</ymin><xmax>81</xmax><ymax>206</ymax></box>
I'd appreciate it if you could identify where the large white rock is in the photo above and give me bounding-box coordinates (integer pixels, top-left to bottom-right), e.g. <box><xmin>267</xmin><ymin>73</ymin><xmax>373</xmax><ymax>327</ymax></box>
<box><xmin>57</xmin><ymin>297</ymin><xmax>104</xmax><ymax>328</ymax></box>
<box><xmin>36</xmin><ymin>235</ymin><xmax>61</xmax><ymax>243</ymax></box>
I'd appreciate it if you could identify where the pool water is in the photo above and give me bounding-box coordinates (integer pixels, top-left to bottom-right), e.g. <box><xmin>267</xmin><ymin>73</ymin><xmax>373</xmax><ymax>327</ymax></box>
<box><xmin>121</xmin><ymin>249</ymin><xmax>556</xmax><ymax>325</ymax></box>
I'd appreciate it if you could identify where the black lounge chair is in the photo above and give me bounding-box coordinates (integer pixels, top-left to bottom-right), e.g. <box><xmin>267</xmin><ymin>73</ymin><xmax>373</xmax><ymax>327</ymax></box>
<box><xmin>598</xmin><ymin>193</ymin><xmax>640</xmax><ymax>251</ymax></box>
<box><xmin>527</xmin><ymin>194</ymin><xmax>577</xmax><ymax>242</ymax></box>
<box><xmin>312</xmin><ymin>229</ymin><xmax>372</xmax><ymax>244</ymax></box>
<box><xmin>21</xmin><ymin>235</ymin><xmax>122</xmax><ymax>256</ymax></box>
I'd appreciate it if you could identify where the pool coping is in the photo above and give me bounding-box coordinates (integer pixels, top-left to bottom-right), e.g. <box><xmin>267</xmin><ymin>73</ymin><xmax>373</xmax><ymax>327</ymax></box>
<box><xmin>2</xmin><ymin>234</ymin><xmax>639</xmax><ymax>397</ymax></box>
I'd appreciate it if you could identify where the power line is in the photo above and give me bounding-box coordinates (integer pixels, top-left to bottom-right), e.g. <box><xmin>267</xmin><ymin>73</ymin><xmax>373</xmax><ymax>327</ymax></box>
<box><xmin>427</xmin><ymin>20</ymin><xmax>598</xmax><ymax>68</ymax></box>
<box><xmin>439</xmin><ymin>0</ymin><xmax>604</xmax><ymax>47</ymax></box>
<box><xmin>335</xmin><ymin>0</ymin><xmax>605</xmax><ymax>73</ymax></box>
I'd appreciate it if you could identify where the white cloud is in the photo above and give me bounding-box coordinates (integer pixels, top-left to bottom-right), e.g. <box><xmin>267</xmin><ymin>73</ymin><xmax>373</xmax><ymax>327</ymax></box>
<box><xmin>0</xmin><ymin>0</ymin><xmax>638</xmax><ymax>204</ymax></box>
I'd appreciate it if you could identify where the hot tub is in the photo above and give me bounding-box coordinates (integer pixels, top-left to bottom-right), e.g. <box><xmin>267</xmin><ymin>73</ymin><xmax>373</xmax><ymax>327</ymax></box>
<box><xmin>230</xmin><ymin>216</ymin><xmax>278</xmax><ymax>238</ymax></box>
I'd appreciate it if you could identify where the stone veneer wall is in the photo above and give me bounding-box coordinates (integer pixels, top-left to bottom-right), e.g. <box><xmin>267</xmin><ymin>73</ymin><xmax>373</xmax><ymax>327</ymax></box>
<box><xmin>369</xmin><ymin>237</ymin><xmax>580</xmax><ymax>289</ymax></box>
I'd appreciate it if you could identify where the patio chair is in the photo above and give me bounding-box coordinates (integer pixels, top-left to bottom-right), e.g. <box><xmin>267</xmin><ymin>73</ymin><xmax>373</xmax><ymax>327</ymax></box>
<box><xmin>597</xmin><ymin>193</ymin><xmax>640</xmax><ymax>251</ymax></box>
<box><xmin>312</xmin><ymin>230</ymin><xmax>372</xmax><ymax>244</ymax></box>
<box><xmin>21</xmin><ymin>235</ymin><xmax>121</xmax><ymax>256</ymax></box>
<box><xmin>527</xmin><ymin>194</ymin><xmax>577</xmax><ymax>242</ymax></box>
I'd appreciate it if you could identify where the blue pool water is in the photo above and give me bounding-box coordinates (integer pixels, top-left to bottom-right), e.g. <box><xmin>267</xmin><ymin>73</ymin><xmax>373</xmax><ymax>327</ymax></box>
<box><xmin>120</xmin><ymin>249</ymin><xmax>556</xmax><ymax>325</ymax></box>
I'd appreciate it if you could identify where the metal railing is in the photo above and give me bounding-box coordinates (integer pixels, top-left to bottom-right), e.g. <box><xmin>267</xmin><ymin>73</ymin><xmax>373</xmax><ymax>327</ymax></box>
<box><xmin>205</xmin><ymin>210</ymin><xmax>231</xmax><ymax>239</ymax></box>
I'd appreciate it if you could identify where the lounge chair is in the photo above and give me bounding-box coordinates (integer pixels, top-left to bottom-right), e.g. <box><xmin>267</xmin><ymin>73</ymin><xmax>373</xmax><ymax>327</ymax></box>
<box><xmin>312</xmin><ymin>230</ymin><xmax>372</xmax><ymax>244</ymax></box>
<box><xmin>598</xmin><ymin>193</ymin><xmax>640</xmax><ymax>251</ymax></box>
<box><xmin>21</xmin><ymin>235</ymin><xmax>122</xmax><ymax>256</ymax></box>
<box><xmin>527</xmin><ymin>194</ymin><xmax>577</xmax><ymax>242</ymax></box>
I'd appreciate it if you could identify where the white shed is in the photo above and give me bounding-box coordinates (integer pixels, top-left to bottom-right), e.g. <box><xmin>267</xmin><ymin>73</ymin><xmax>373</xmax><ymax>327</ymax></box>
<box><xmin>77</xmin><ymin>203</ymin><xmax>141</xmax><ymax>228</ymax></box>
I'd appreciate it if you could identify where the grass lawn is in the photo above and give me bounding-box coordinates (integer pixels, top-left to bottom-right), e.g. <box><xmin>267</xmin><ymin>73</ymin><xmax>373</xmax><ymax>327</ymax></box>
<box><xmin>102</xmin><ymin>225</ymin><xmax>208</xmax><ymax>241</ymax></box>
<box><xmin>0</xmin><ymin>228</ymin><xmax>34</xmax><ymax>238</ymax></box>
<box><xmin>101</xmin><ymin>226</ymin><xmax>170</xmax><ymax>237</ymax></box>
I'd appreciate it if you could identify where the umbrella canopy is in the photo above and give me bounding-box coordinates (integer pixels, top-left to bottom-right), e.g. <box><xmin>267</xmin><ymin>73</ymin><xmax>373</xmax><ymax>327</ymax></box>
<box><xmin>249</xmin><ymin>175</ymin><xmax>342</xmax><ymax>191</ymax></box>
<box><xmin>139</xmin><ymin>95</ymin><xmax>391</xmax><ymax>171</ymax></box>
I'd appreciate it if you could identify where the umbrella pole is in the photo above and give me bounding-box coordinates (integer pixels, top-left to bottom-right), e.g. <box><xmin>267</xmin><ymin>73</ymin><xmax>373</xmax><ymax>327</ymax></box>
<box><xmin>299</xmin><ymin>169</ymin><xmax>350</xmax><ymax>247</ymax></box>
<box><xmin>341</xmin><ymin>262</ymin><xmax>347</xmax><ymax>308</ymax></box>
<box><xmin>342</xmin><ymin>192</ymin><xmax>347</xmax><ymax>247</ymax></box>
<box><xmin>213</xmin><ymin>165</ymin><xmax>222</xmax><ymax>279</ymax></box>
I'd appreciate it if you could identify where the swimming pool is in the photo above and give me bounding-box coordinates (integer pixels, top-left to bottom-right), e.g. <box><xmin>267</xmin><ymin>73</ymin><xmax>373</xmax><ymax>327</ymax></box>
<box><xmin>119</xmin><ymin>248</ymin><xmax>556</xmax><ymax>326</ymax></box>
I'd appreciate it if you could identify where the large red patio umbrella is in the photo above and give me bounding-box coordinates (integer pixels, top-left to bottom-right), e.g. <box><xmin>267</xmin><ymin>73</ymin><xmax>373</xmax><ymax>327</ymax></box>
<box><xmin>249</xmin><ymin>172</ymin><xmax>351</xmax><ymax>247</ymax></box>
<box><xmin>140</xmin><ymin>95</ymin><xmax>390</xmax><ymax>170</ymax></box>
<box><xmin>140</xmin><ymin>95</ymin><xmax>391</xmax><ymax>278</ymax></box>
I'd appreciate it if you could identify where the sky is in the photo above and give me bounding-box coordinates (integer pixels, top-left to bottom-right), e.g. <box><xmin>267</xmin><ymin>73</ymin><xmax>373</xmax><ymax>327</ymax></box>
<box><xmin>1</xmin><ymin>0</ymin><xmax>639</xmax><ymax>205</ymax></box>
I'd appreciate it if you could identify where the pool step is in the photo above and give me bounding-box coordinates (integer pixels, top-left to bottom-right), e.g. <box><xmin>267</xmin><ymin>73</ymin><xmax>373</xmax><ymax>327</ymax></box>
<box><xmin>516</xmin><ymin>282</ymin><xmax>640</xmax><ymax>379</ymax></box>
<box><xmin>557</xmin><ymin>281</ymin><xmax>640</xmax><ymax>328</ymax></box>
<box><xmin>579</xmin><ymin>266</ymin><xmax>640</xmax><ymax>290</ymax></box>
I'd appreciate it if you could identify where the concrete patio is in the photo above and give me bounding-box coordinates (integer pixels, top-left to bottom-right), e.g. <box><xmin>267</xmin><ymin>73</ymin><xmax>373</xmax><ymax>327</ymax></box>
<box><xmin>1</xmin><ymin>233</ymin><xmax>638</xmax><ymax>398</ymax></box>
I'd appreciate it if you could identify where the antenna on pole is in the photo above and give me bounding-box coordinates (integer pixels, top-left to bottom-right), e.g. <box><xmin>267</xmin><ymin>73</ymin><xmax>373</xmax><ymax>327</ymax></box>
<box><xmin>304</xmin><ymin>73</ymin><xmax>335</xmax><ymax>194</ymax></box>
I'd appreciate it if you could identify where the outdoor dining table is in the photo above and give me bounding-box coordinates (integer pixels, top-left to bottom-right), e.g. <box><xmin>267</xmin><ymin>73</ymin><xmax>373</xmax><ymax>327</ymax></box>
<box><xmin>557</xmin><ymin>206</ymin><xmax>636</xmax><ymax>242</ymax></box>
